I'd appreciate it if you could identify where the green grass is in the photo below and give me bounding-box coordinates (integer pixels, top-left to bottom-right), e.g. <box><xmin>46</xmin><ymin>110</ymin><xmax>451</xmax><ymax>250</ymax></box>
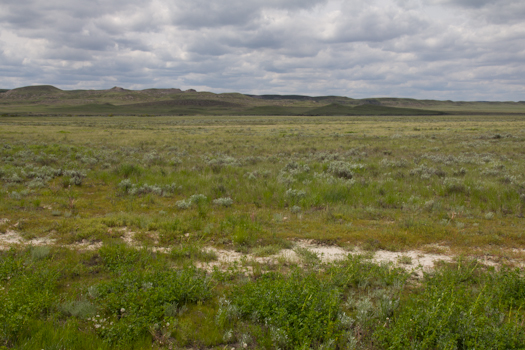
<box><xmin>1</xmin><ymin>112</ymin><xmax>525</xmax><ymax>348</ymax></box>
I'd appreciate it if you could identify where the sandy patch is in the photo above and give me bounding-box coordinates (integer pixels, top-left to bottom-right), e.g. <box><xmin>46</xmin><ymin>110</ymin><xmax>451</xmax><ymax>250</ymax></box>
<box><xmin>196</xmin><ymin>240</ymin><xmax>454</xmax><ymax>276</ymax></box>
<box><xmin>69</xmin><ymin>239</ymin><xmax>104</xmax><ymax>251</ymax></box>
<box><xmin>0</xmin><ymin>230</ymin><xmax>56</xmax><ymax>250</ymax></box>
<box><xmin>278</xmin><ymin>241</ymin><xmax>453</xmax><ymax>271</ymax></box>
<box><xmin>0</xmin><ymin>227</ymin><xmax>517</xmax><ymax>272</ymax></box>
<box><xmin>117</xmin><ymin>227</ymin><xmax>136</xmax><ymax>245</ymax></box>
<box><xmin>0</xmin><ymin>230</ymin><xmax>24</xmax><ymax>246</ymax></box>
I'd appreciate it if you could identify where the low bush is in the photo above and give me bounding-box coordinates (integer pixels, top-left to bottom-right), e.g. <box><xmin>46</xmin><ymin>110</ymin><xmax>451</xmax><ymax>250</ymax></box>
<box><xmin>375</xmin><ymin>262</ymin><xmax>525</xmax><ymax>349</ymax></box>
<box><xmin>224</xmin><ymin>270</ymin><xmax>344</xmax><ymax>349</ymax></box>
<box><xmin>89</xmin><ymin>267</ymin><xmax>211</xmax><ymax>345</ymax></box>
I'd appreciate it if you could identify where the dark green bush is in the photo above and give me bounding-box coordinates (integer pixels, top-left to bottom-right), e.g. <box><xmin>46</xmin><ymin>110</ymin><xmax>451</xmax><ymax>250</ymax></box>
<box><xmin>0</xmin><ymin>252</ymin><xmax>59</xmax><ymax>346</ymax></box>
<box><xmin>91</xmin><ymin>267</ymin><xmax>211</xmax><ymax>345</ymax></box>
<box><xmin>99</xmin><ymin>244</ymin><xmax>154</xmax><ymax>272</ymax></box>
<box><xmin>375</xmin><ymin>262</ymin><xmax>525</xmax><ymax>349</ymax></box>
<box><xmin>228</xmin><ymin>270</ymin><xmax>343</xmax><ymax>349</ymax></box>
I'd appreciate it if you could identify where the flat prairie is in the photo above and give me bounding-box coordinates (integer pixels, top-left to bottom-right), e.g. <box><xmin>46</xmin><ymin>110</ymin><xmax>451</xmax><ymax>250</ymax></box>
<box><xmin>1</xmin><ymin>113</ymin><xmax>525</xmax><ymax>349</ymax></box>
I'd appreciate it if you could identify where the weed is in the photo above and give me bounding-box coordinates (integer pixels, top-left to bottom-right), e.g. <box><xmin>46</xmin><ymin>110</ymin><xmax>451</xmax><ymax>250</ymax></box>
<box><xmin>169</xmin><ymin>244</ymin><xmax>218</xmax><ymax>263</ymax></box>
<box><xmin>397</xmin><ymin>255</ymin><xmax>412</xmax><ymax>265</ymax></box>
<box><xmin>252</xmin><ymin>244</ymin><xmax>282</xmax><ymax>257</ymax></box>
<box><xmin>294</xmin><ymin>247</ymin><xmax>321</xmax><ymax>265</ymax></box>
<box><xmin>30</xmin><ymin>246</ymin><xmax>50</xmax><ymax>260</ymax></box>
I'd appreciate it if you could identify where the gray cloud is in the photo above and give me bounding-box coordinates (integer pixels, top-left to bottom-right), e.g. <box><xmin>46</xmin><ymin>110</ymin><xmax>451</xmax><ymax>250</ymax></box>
<box><xmin>0</xmin><ymin>0</ymin><xmax>523</xmax><ymax>100</ymax></box>
<box><xmin>435</xmin><ymin>0</ymin><xmax>525</xmax><ymax>23</ymax></box>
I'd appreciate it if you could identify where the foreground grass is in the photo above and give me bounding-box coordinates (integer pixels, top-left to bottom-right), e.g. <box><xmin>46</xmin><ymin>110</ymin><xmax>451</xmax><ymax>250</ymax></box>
<box><xmin>1</xmin><ymin>114</ymin><xmax>525</xmax><ymax>348</ymax></box>
<box><xmin>1</xmin><ymin>246</ymin><xmax>524</xmax><ymax>349</ymax></box>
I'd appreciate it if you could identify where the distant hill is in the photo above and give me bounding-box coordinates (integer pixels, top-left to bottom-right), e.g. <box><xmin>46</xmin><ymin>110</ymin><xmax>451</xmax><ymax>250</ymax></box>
<box><xmin>304</xmin><ymin>103</ymin><xmax>444</xmax><ymax>116</ymax></box>
<box><xmin>1</xmin><ymin>85</ymin><xmax>524</xmax><ymax>116</ymax></box>
<box><xmin>128</xmin><ymin>99</ymin><xmax>241</xmax><ymax>108</ymax></box>
<box><xmin>5</xmin><ymin>85</ymin><xmax>62</xmax><ymax>96</ymax></box>
<box><xmin>240</xmin><ymin>106</ymin><xmax>310</xmax><ymax>115</ymax></box>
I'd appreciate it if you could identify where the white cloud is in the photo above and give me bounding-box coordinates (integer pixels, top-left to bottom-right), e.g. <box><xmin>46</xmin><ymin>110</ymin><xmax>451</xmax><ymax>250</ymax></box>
<box><xmin>0</xmin><ymin>0</ymin><xmax>523</xmax><ymax>100</ymax></box>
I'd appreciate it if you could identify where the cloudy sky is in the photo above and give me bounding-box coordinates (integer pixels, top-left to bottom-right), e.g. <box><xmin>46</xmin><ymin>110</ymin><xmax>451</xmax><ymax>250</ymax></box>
<box><xmin>0</xmin><ymin>0</ymin><xmax>524</xmax><ymax>100</ymax></box>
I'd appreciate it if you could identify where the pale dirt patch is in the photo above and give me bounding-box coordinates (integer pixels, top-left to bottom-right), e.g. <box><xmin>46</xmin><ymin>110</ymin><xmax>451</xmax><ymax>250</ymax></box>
<box><xmin>283</xmin><ymin>241</ymin><xmax>454</xmax><ymax>271</ymax></box>
<box><xmin>117</xmin><ymin>227</ymin><xmax>136</xmax><ymax>245</ymax></box>
<box><xmin>0</xmin><ymin>230</ymin><xmax>24</xmax><ymax>247</ymax></box>
<box><xmin>196</xmin><ymin>248</ymin><xmax>275</xmax><ymax>271</ymax></box>
<box><xmin>372</xmin><ymin>250</ymin><xmax>452</xmax><ymax>269</ymax></box>
<box><xmin>69</xmin><ymin>239</ymin><xmax>103</xmax><ymax>251</ymax></box>
<box><xmin>196</xmin><ymin>240</ymin><xmax>455</xmax><ymax>275</ymax></box>
<box><xmin>0</xmin><ymin>230</ymin><xmax>56</xmax><ymax>250</ymax></box>
<box><xmin>0</xmin><ymin>228</ymin><xmax>518</xmax><ymax>272</ymax></box>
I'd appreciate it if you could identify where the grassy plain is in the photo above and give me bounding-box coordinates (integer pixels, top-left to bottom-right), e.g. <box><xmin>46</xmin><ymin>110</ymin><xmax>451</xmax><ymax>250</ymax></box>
<box><xmin>1</xmin><ymin>113</ymin><xmax>525</xmax><ymax>349</ymax></box>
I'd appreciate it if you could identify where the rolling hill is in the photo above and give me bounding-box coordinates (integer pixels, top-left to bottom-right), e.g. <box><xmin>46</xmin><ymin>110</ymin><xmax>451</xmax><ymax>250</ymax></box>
<box><xmin>1</xmin><ymin>85</ymin><xmax>523</xmax><ymax>116</ymax></box>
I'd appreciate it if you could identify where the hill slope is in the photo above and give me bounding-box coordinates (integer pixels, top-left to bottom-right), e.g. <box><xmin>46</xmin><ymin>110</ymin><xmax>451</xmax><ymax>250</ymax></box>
<box><xmin>1</xmin><ymin>85</ymin><xmax>524</xmax><ymax>116</ymax></box>
<box><xmin>304</xmin><ymin>103</ymin><xmax>444</xmax><ymax>116</ymax></box>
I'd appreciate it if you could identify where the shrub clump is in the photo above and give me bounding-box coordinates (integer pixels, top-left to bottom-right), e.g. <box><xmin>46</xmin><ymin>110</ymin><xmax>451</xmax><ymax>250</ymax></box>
<box><xmin>223</xmin><ymin>271</ymin><xmax>345</xmax><ymax>349</ymax></box>
<box><xmin>327</xmin><ymin>161</ymin><xmax>358</xmax><ymax>179</ymax></box>
<box><xmin>89</xmin><ymin>267</ymin><xmax>211</xmax><ymax>345</ymax></box>
<box><xmin>375</xmin><ymin>263</ymin><xmax>525</xmax><ymax>349</ymax></box>
<box><xmin>118</xmin><ymin>179</ymin><xmax>179</xmax><ymax>197</ymax></box>
<box><xmin>176</xmin><ymin>194</ymin><xmax>208</xmax><ymax>209</ymax></box>
<box><xmin>213</xmin><ymin>197</ymin><xmax>233</xmax><ymax>207</ymax></box>
<box><xmin>64</xmin><ymin>170</ymin><xmax>86</xmax><ymax>186</ymax></box>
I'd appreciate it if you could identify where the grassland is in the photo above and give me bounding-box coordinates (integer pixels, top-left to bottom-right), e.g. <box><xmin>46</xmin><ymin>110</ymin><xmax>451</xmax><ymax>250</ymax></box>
<box><xmin>1</xmin><ymin>111</ymin><xmax>525</xmax><ymax>349</ymax></box>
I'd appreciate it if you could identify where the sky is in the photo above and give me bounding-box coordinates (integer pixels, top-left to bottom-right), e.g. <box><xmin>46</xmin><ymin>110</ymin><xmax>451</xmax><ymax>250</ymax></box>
<box><xmin>0</xmin><ymin>0</ymin><xmax>524</xmax><ymax>101</ymax></box>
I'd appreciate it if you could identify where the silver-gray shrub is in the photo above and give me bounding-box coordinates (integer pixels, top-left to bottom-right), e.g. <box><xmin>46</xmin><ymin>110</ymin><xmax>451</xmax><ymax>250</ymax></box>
<box><xmin>143</xmin><ymin>151</ymin><xmax>163</xmax><ymax>165</ymax></box>
<box><xmin>312</xmin><ymin>152</ymin><xmax>342</xmax><ymax>162</ymax></box>
<box><xmin>9</xmin><ymin>191</ymin><xmax>21</xmax><ymax>200</ymax></box>
<box><xmin>27</xmin><ymin>178</ymin><xmax>47</xmax><ymax>189</ymax></box>
<box><xmin>119</xmin><ymin>180</ymin><xmax>179</xmax><ymax>197</ymax></box>
<box><xmin>64</xmin><ymin>170</ymin><xmax>86</xmax><ymax>186</ymax></box>
<box><xmin>216</xmin><ymin>297</ymin><xmax>241</xmax><ymax>326</ymax></box>
<box><xmin>373</xmin><ymin>289</ymin><xmax>400</xmax><ymax>320</ymax></box>
<box><xmin>443</xmin><ymin>178</ymin><xmax>467</xmax><ymax>194</ymax></box>
<box><xmin>244</xmin><ymin>171</ymin><xmax>259</xmax><ymax>180</ymax></box>
<box><xmin>380</xmin><ymin>158</ymin><xmax>409</xmax><ymax>168</ymax></box>
<box><xmin>205</xmin><ymin>154</ymin><xmax>240</xmax><ymax>169</ymax></box>
<box><xmin>213</xmin><ymin>197</ymin><xmax>233</xmax><ymax>207</ymax></box>
<box><xmin>170</xmin><ymin>157</ymin><xmax>182</xmax><ymax>166</ymax></box>
<box><xmin>25</xmin><ymin>166</ymin><xmax>62</xmax><ymax>180</ymax></box>
<box><xmin>269</xmin><ymin>326</ymin><xmax>290</xmax><ymax>349</ymax></box>
<box><xmin>176</xmin><ymin>194</ymin><xmax>208</xmax><ymax>209</ymax></box>
<box><xmin>285</xmin><ymin>188</ymin><xmax>306</xmax><ymax>200</ymax></box>
<box><xmin>453</xmin><ymin>167</ymin><xmax>467</xmax><ymax>176</ymax></box>
<box><xmin>281</xmin><ymin>161</ymin><xmax>310</xmax><ymax>175</ymax></box>
<box><xmin>129</xmin><ymin>184</ymin><xmax>162</xmax><ymax>196</ymax></box>
<box><xmin>59</xmin><ymin>300</ymin><xmax>97</xmax><ymax>319</ymax></box>
<box><xmin>409</xmin><ymin>164</ymin><xmax>445</xmax><ymax>179</ymax></box>
<box><xmin>327</xmin><ymin>161</ymin><xmax>363</xmax><ymax>179</ymax></box>
<box><xmin>176</xmin><ymin>199</ymin><xmax>191</xmax><ymax>209</ymax></box>
<box><xmin>80</xmin><ymin>156</ymin><xmax>98</xmax><ymax>165</ymax></box>
<box><xmin>118</xmin><ymin>179</ymin><xmax>133</xmax><ymax>192</ymax></box>
<box><xmin>278</xmin><ymin>161</ymin><xmax>310</xmax><ymax>185</ymax></box>
<box><xmin>189</xmin><ymin>194</ymin><xmax>207</xmax><ymax>204</ymax></box>
<box><xmin>7</xmin><ymin>173</ymin><xmax>23</xmax><ymax>183</ymax></box>
<box><xmin>242</xmin><ymin>156</ymin><xmax>263</xmax><ymax>165</ymax></box>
